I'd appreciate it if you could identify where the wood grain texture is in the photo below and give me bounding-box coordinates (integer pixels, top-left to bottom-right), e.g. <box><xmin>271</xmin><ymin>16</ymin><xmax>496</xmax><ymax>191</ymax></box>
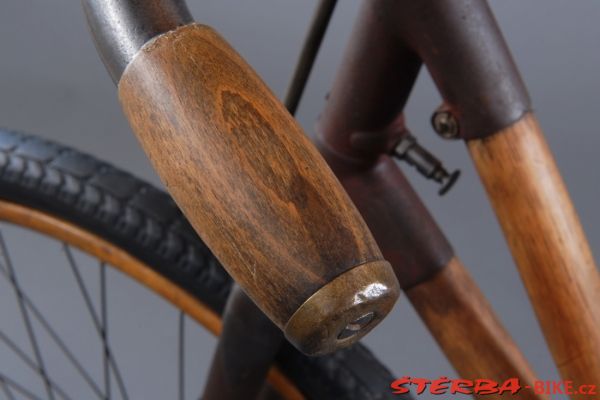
<box><xmin>0</xmin><ymin>200</ymin><xmax>305</xmax><ymax>400</ymax></box>
<box><xmin>407</xmin><ymin>258</ymin><xmax>545</xmax><ymax>400</ymax></box>
<box><xmin>468</xmin><ymin>114</ymin><xmax>600</xmax><ymax>391</ymax></box>
<box><xmin>117</xmin><ymin>23</ymin><xmax>398</xmax><ymax>352</ymax></box>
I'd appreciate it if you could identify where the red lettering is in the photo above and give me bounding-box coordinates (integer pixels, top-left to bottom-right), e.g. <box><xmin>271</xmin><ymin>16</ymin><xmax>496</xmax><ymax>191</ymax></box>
<box><xmin>580</xmin><ymin>384</ymin><xmax>597</xmax><ymax>395</ymax></box>
<box><xmin>564</xmin><ymin>380</ymin><xmax>573</xmax><ymax>395</ymax></box>
<box><xmin>412</xmin><ymin>378</ymin><xmax>431</xmax><ymax>395</ymax></box>
<box><xmin>450</xmin><ymin>379</ymin><xmax>474</xmax><ymax>395</ymax></box>
<box><xmin>474</xmin><ymin>379</ymin><xmax>499</xmax><ymax>395</ymax></box>
<box><xmin>551</xmin><ymin>381</ymin><xmax>564</xmax><ymax>394</ymax></box>
<box><xmin>390</xmin><ymin>377</ymin><xmax>411</xmax><ymax>394</ymax></box>
<box><xmin>498</xmin><ymin>378</ymin><xmax>521</xmax><ymax>395</ymax></box>
<box><xmin>430</xmin><ymin>377</ymin><xmax>450</xmax><ymax>395</ymax></box>
<box><xmin>533</xmin><ymin>381</ymin><xmax>545</xmax><ymax>394</ymax></box>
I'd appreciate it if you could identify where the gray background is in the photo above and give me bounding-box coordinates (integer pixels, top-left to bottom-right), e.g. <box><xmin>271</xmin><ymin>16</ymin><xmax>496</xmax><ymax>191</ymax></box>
<box><xmin>0</xmin><ymin>1</ymin><xmax>598</xmax><ymax>399</ymax></box>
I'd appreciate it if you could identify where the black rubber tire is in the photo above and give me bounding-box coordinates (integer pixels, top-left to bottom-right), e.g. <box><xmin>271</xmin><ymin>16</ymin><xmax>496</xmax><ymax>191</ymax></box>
<box><xmin>0</xmin><ymin>128</ymin><xmax>411</xmax><ymax>400</ymax></box>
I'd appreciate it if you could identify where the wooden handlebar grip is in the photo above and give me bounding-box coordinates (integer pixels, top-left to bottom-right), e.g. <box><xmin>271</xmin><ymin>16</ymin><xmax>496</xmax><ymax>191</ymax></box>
<box><xmin>117</xmin><ymin>24</ymin><xmax>399</xmax><ymax>355</ymax></box>
<box><xmin>469</xmin><ymin>114</ymin><xmax>600</xmax><ymax>388</ymax></box>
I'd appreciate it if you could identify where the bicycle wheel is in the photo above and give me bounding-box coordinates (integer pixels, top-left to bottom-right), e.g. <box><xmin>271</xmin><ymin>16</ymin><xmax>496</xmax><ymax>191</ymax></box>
<box><xmin>0</xmin><ymin>128</ymin><xmax>407</xmax><ymax>400</ymax></box>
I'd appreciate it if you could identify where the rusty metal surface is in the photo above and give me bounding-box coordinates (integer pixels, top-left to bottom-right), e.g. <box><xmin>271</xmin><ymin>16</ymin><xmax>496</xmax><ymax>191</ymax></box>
<box><xmin>316</xmin><ymin>0</ymin><xmax>454</xmax><ymax>289</ymax></box>
<box><xmin>316</xmin><ymin>0</ymin><xmax>533</xmax><ymax>285</ymax></box>
<box><xmin>203</xmin><ymin>286</ymin><xmax>283</xmax><ymax>400</ymax></box>
<box><xmin>316</xmin><ymin>0</ymin><xmax>422</xmax><ymax>162</ymax></box>
<box><xmin>321</xmin><ymin>0</ymin><xmax>530</xmax><ymax>144</ymax></box>
<box><xmin>318</xmin><ymin>139</ymin><xmax>454</xmax><ymax>289</ymax></box>
<box><xmin>379</xmin><ymin>0</ymin><xmax>531</xmax><ymax>140</ymax></box>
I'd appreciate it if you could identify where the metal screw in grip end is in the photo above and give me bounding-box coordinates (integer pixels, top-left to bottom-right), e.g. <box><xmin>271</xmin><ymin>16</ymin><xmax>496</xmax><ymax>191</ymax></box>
<box><xmin>284</xmin><ymin>260</ymin><xmax>399</xmax><ymax>356</ymax></box>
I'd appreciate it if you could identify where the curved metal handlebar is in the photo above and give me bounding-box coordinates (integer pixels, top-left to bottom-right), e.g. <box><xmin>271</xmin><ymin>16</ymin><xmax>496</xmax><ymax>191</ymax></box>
<box><xmin>82</xmin><ymin>0</ymin><xmax>192</xmax><ymax>83</ymax></box>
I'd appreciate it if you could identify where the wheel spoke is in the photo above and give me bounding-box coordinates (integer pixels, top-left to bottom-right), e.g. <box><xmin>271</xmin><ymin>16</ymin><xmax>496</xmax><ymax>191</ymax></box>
<box><xmin>0</xmin><ymin>232</ymin><xmax>55</xmax><ymax>400</ymax></box>
<box><xmin>0</xmin><ymin>374</ymin><xmax>16</xmax><ymax>400</ymax></box>
<box><xmin>0</xmin><ymin>331</ymin><xmax>73</xmax><ymax>400</ymax></box>
<box><xmin>0</xmin><ymin>240</ymin><xmax>104</xmax><ymax>399</ymax></box>
<box><xmin>0</xmin><ymin>373</ymin><xmax>43</xmax><ymax>400</ymax></box>
<box><xmin>62</xmin><ymin>245</ymin><xmax>129</xmax><ymax>400</ymax></box>
<box><xmin>100</xmin><ymin>262</ymin><xmax>111</xmax><ymax>400</ymax></box>
<box><xmin>178</xmin><ymin>312</ymin><xmax>185</xmax><ymax>400</ymax></box>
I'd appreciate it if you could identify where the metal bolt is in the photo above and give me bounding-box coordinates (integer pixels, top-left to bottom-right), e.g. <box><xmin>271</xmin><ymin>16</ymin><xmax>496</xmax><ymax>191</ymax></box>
<box><xmin>393</xmin><ymin>132</ymin><xmax>461</xmax><ymax>195</ymax></box>
<box><xmin>337</xmin><ymin>312</ymin><xmax>375</xmax><ymax>340</ymax></box>
<box><xmin>431</xmin><ymin>109</ymin><xmax>460</xmax><ymax>139</ymax></box>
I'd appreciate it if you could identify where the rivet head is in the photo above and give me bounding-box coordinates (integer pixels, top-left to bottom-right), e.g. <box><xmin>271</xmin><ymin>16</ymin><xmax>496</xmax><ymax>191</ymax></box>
<box><xmin>431</xmin><ymin>109</ymin><xmax>460</xmax><ymax>139</ymax></box>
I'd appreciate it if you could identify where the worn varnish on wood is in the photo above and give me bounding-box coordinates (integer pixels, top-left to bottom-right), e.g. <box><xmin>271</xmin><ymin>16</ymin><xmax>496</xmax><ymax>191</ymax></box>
<box><xmin>319</xmin><ymin>147</ymin><xmax>544</xmax><ymax>397</ymax></box>
<box><xmin>469</xmin><ymin>114</ymin><xmax>600</xmax><ymax>392</ymax></box>
<box><xmin>407</xmin><ymin>258</ymin><xmax>545</xmax><ymax>400</ymax></box>
<box><xmin>117</xmin><ymin>23</ymin><xmax>399</xmax><ymax>355</ymax></box>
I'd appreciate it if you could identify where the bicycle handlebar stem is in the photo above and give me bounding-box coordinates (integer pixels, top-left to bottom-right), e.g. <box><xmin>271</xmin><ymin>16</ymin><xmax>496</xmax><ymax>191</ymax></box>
<box><xmin>82</xmin><ymin>0</ymin><xmax>193</xmax><ymax>83</ymax></box>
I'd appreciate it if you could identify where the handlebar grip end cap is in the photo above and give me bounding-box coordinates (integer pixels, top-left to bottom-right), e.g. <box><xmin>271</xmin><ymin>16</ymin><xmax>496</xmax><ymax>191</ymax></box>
<box><xmin>284</xmin><ymin>260</ymin><xmax>399</xmax><ymax>356</ymax></box>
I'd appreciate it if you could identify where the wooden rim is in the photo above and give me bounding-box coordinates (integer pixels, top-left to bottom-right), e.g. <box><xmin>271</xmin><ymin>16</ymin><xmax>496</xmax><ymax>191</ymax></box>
<box><xmin>0</xmin><ymin>199</ymin><xmax>304</xmax><ymax>400</ymax></box>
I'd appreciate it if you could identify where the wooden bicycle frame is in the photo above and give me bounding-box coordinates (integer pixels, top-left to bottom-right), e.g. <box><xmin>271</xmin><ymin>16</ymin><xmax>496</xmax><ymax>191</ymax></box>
<box><xmin>316</xmin><ymin>0</ymin><xmax>599</xmax><ymax>396</ymax></box>
<box><xmin>82</xmin><ymin>0</ymin><xmax>599</xmax><ymax>399</ymax></box>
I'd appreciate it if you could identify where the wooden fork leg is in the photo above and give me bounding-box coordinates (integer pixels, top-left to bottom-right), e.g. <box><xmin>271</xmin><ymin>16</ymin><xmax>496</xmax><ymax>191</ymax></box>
<box><xmin>407</xmin><ymin>258</ymin><xmax>545</xmax><ymax>400</ymax></box>
<box><xmin>318</xmin><ymin>146</ymin><xmax>546</xmax><ymax>398</ymax></box>
<box><xmin>468</xmin><ymin>114</ymin><xmax>600</xmax><ymax>391</ymax></box>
